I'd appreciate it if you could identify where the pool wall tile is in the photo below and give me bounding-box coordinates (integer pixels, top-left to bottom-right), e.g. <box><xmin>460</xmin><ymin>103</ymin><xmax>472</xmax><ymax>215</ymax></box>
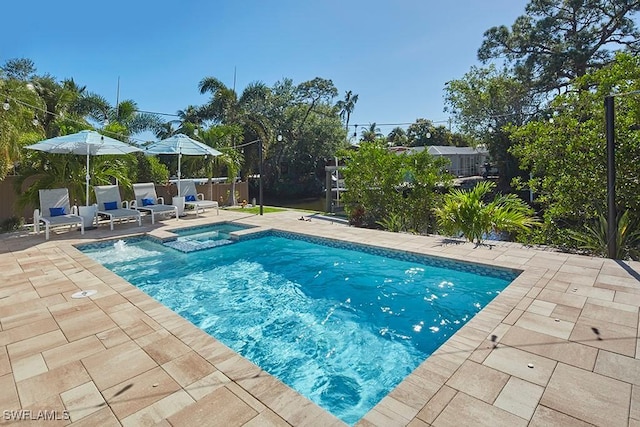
<box><xmin>258</xmin><ymin>230</ymin><xmax>521</xmax><ymax>281</ymax></box>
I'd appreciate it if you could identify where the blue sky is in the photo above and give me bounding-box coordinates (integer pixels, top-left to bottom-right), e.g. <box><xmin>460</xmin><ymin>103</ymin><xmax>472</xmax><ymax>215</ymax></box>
<box><xmin>3</xmin><ymin>0</ymin><xmax>528</xmax><ymax>141</ymax></box>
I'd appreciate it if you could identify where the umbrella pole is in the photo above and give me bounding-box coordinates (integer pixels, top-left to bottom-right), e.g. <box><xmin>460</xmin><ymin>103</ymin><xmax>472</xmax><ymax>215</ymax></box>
<box><xmin>85</xmin><ymin>151</ymin><xmax>90</xmax><ymax>206</ymax></box>
<box><xmin>177</xmin><ymin>152</ymin><xmax>181</xmax><ymax>197</ymax></box>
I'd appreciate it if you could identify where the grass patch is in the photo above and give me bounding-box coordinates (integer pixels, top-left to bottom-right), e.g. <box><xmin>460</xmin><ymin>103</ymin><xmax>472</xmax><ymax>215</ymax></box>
<box><xmin>229</xmin><ymin>206</ymin><xmax>287</xmax><ymax>214</ymax></box>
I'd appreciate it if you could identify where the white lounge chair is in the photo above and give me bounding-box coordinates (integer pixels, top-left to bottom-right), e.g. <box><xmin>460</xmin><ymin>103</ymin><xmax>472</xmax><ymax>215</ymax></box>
<box><xmin>178</xmin><ymin>180</ymin><xmax>219</xmax><ymax>216</ymax></box>
<box><xmin>34</xmin><ymin>188</ymin><xmax>84</xmax><ymax>240</ymax></box>
<box><xmin>94</xmin><ymin>185</ymin><xmax>142</xmax><ymax>230</ymax></box>
<box><xmin>132</xmin><ymin>183</ymin><xmax>179</xmax><ymax>224</ymax></box>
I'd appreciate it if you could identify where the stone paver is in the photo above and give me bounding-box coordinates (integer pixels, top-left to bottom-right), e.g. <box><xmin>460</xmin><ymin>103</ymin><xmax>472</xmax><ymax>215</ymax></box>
<box><xmin>500</xmin><ymin>325</ymin><xmax>598</xmax><ymax>371</ymax></box>
<box><xmin>415</xmin><ymin>385</ymin><xmax>457</xmax><ymax>425</ymax></box>
<box><xmin>161</xmin><ymin>350</ymin><xmax>217</xmax><ymax>387</ymax></box>
<box><xmin>529</xmin><ymin>404</ymin><xmax>594</xmax><ymax>426</ymax></box>
<box><xmin>103</xmin><ymin>366</ymin><xmax>182</xmax><ymax>419</ymax></box>
<box><xmin>60</xmin><ymin>381</ymin><xmax>106</xmax><ymax>422</ymax></box>
<box><xmin>482</xmin><ymin>345</ymin><xmax>557</xmax><ymax>386</ymax></box>
<box><xmin>540</xmin><ymin>362</ymin><xmax>631</xmax><ymax>426</ymax></box>
<box><xmin>446</xmin><ymin>360</ymin><xmax>509</xmax><ymax>403</ymax></box>
<box><xmin>11</xmin><ymin>352</ymin><xmax>47</xmax><ymax>382</ymax></box>
<box><xmin>570</xmin><ymin>318</ymin><xmax>637</xmax><ymax>356</ymax></box>
<box><xmin>493</xmin><ymin>376</ymin><xmax>543</xmax><ymax>420</ymax></box>
<box><xmin>16</xmin><ymin>359</ymin><xmax>92</xmax><ymax>407</ymax></box>
<box><xmin>167</xmin><ymin>386</ymin><xmax>258</xmax><ymax>426</ymax></box>
<box><xmin>433</xmin><ymin>392</ymin><xmax>527</xmax><ymax>426</ymax></box>
<box><xmin>81</xmin><ymin>340</ymin><xmax>158</xmax><ymax>390</ymax></box>
<box><xmin>632</xmin><ymin>385</ymin><xmax>640</xmax><ymax>421</ymax></box>
<box><xmin>0</xmin><ymin>208</ymin><xmax>638</xmax><ymax>426</ymax></box>
<box><xmin>593</xmin><ymin>349</ymin><xmax>640</xmax><ymax>385</ymax></box>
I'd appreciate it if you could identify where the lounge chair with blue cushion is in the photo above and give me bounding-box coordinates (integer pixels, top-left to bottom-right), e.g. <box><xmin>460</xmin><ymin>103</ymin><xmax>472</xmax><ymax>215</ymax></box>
<box><xmin>34</xmin><ymin>188</ymin><xmax>84</xmax><ymax>240</ymax></box>
<box><xmin>132</xmin><ymin>183</ymin><xmax>179</xmax><ymax>224</ymax></box>
<box><xmin>94</xmin><ymin>185</ymin><xmax>142</xmax><ymax>230</ymax></box>
<box><xmin>178</xmin><ymin>180</ymin><xmax>219</xmax><ymax>216</ymax></box>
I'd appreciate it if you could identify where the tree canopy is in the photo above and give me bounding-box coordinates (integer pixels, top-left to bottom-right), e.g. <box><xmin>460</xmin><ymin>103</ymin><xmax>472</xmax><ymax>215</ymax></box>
<box><xmin>1</xmin><ymin>59</ymin><xmax>355</xmax><ymax>205</ymax></box>
<box><xmin>478</xmin><ymin>0</ymin><xmax>640</xmax><ymax>94</ymax></box>
<box><xmin>509</xmin><ymin>52</ymin><xmax>640</xmax><ymax>247</ymax></box>
<box><xmin>444</xmin><ymin>65</ymin><xmax>538</xmax><ymax>188</ymax></box>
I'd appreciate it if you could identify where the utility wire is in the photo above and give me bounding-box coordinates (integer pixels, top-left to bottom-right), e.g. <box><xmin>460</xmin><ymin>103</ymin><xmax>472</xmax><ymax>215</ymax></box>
<box><xmin>6</xmin><ymin>93</ymin><xmax>460</xmax><ymax>142</ymax></box>
<box><xmin>5</xmin><ymin>94</ymin><xmax>157</xmax><ymax>145</ymax></box>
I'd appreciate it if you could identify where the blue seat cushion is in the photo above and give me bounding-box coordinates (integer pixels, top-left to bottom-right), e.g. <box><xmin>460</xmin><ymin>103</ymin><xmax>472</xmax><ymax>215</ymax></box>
<box><xmin>49</xmin><ymin>207</ymin><xmax>66</xmax><ymax>217</ymax></box>
<box><xmin>142</xmin><ymin>198</ymin><xmax>155</xmax><ymax>206</ymax></box>
<box><xmin>185</xmin><ymin>195</ymin><xmax>196</xmax><ymax>202</ymax></box>
<box><xmin>104</xmin><ymin>201</ymin><xmax>118</xmax><ymax>210</ymax></box>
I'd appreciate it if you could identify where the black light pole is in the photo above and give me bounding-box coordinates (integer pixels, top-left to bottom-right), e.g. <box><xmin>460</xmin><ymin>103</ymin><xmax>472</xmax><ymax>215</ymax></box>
<box><xmin>604</xmin><ymin>96</ymin><xmax>616</xmax><ymax>259</ymax></box>
<box><xmin>258</xmin><ymin>139</ymin><xmax>263</xmax><ymax>216</ymax></box>
<box><xmin>239</xmin><ymin>138</ymin><xmax>265</xmax><ymax>215</ymax></box>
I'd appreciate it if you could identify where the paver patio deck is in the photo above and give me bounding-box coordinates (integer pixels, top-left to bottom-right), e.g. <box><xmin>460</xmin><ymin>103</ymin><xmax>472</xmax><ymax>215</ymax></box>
<box><xmin>0</xmin><ymin>208</ymin><xmax>638</xmax><ymax>426</ymax></box>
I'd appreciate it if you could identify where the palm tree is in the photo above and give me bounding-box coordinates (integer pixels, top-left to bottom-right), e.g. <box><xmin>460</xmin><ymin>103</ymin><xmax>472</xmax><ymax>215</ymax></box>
<box><xmin>198</xmin><ymin>77</ymin><xmax>269</xmax><ymax>204</ymax></box>
<box><xmin>152</xmin><ymin>105</ymin><xmax>203</xmax><ymax>141</ymax></box>
<box><xmin>174</xmin><ymin>105</ymin><xmax>204</xmax><ymax>137</ymax></box>
<box><xmin>360</xmin><ymin>123</ymin><xmax>383</xmax><ymax>142</ymax></box>
<box><xmin>387</xmin><ymin>127</ymin><xmax>408</xmax><ymax>146</ymax></box>
<box><xmin>336</xmin><ymin>90</ymin><xmax>358</xmax><ymax>136</ymax></box>
<box><xmin>154</xmin><ymin>122</ymin><xmax>177</xmax><ymax>140</ymax></box>
<box><xmin>177</xmin><ymin>105</ymin><xmax>203</xmax><ymax>126</ymax></box>
<box><xmin>0</xmin><ymin>78</ymin><xmax>46</xmax><ymax>179</ymax></box>
<box><xmin>1</xmin><ymin>73</ymin><xmax>95</xmax><ymax>180</ymax></box>
<box><xmin>198</xmin><ymin>77</ymin><xmax>269</xmax><ymax>127</ymax></box>
<box><xmin>197</xmin><ymin>126</ymin><xmax>244</xmax><ymax>203</ymax></box>
<box><xmin>30</xmin><ymin>76</ymin><xmax>89</xmax><ymax>138</ymax></box>
<box><xmin>435</xmin><ymin>181</ymin><xmax>538</xmax><ymax>245</ymax></box>
<box><xmin>15</xmin><ymin>151</ymin><xmax>134</xmax><ymax>209</ymax></box>
<box><xmin>78</xmin><ymin>94</ymin><xmax>162</xmax><ymax>140</ymax></box>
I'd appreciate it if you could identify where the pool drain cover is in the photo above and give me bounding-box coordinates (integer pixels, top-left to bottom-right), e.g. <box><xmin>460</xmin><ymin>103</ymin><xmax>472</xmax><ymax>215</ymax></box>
<box><xmin>72</xmin><ymin>290</ymin><xmax>97</xmax><ymax>299</ymax></box>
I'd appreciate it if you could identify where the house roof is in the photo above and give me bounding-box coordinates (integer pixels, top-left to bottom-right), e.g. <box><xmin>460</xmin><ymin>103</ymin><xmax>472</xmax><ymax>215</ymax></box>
<box><xmin>388</xmin><ymin>145</ymin><xmax>489</xmax><ymax>155</ymax></box>
<box><xmin>424</xmin><ymin>145</ymin><xmax>488</xmax><ymax>155</ymax></box>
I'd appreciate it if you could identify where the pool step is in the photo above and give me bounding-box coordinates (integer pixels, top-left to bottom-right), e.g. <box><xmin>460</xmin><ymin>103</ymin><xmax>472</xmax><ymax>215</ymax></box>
<box><xmin>163</xmin><ymin>238</ymin><xmax>234</xmax><ymax>253</ymax></box>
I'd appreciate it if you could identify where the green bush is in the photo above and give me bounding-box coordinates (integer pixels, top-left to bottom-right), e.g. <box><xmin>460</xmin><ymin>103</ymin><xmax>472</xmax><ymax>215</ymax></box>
<box><xmin>340</xmin><ymin>141</ymin><xmax>451</xmax><ymax>233</ymax></box>
<box><xmin>0</xmin><ymin>216</ymin><xmax>24</xmax><ymax>233</ymax></box>
<box><xmin>435</xmin><ymin>181</ymin><xmax>538</xmax><ymax>244</ymax></box>
<box><xmin>567</xmin><ymin>210</ymin><xmax>640</xmax><ymax>260</ymax></box>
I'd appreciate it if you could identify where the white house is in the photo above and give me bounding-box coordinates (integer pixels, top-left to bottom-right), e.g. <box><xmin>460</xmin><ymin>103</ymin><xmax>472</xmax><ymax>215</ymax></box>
<box><xmin>399</xmin><ymin>145</ymin><xmax>489</xmax><ymax>177</ymax></box>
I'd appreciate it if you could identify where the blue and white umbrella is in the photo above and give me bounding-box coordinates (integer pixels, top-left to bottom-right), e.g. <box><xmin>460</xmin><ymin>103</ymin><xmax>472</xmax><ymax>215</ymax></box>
<box><xmin>25</xmin><ymin>130</ymin><xmax>142</xmax><ymax>205</ymax></box>
<box><xmin>144</xmin><ymin>134</ymin><xmax>222</xmax><ymax>197</ymax></box>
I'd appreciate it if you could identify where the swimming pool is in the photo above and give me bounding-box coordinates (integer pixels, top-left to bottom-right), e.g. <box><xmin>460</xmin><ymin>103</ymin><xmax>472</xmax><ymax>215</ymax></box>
<box><xmin>79</xmin><ymin>229</ymin><xmax>517</xmax><ymax>424</ymax></box>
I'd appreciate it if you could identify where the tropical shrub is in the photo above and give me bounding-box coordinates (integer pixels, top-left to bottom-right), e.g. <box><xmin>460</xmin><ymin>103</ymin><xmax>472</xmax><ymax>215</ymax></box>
<box><xmin>567</xmin><ymin>210</ymin><xmax>640</xmax><ymax>260</ymax></box>
<box><xmin>15</xmin><ymin>151</ymin><xmax>136</xmax><ymax>208</ymax></box>
<box><xmin>134</xmin><ymin>153</ymin><xmax>169</xmax><ymax>184</ymax></box>
<box><xmin>0</xmin><ymin>216</ymin><xmax>24</xmax><ymax>233</ymax></box>
<box><xmin>435</xmin><ymin>181</ymin><xmax>538</xmax><ymax>244</ymax></box>
<box><xmin>340</xmin><ymin>141</ymin><xmax>451</xmax><ymax>233</ymax></box>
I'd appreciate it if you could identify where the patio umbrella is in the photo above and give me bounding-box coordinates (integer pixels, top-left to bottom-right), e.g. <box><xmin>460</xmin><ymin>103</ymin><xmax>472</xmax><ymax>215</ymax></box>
<box><xmin>25</xmin><ymin>130</ymin><xmax>143</xmax><ymax>206</ymax></box>
<box><xmin>144</xmin><ymin>134</ymin><xmax>222</xmax><ymax>197</ymax></box>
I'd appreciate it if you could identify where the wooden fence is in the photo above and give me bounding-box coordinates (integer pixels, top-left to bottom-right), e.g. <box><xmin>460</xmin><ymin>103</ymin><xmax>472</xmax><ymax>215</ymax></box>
<box><xmin>0</xmin><ymin>177</ymin><xmax>248</xmax><ymax>224</ymax></box>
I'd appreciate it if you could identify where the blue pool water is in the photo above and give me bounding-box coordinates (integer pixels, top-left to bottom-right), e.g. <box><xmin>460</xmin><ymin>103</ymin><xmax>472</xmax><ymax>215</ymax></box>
<box><xmin>79</xmin><ymin>231</ymin><xmax>517</xmax><ymax>424</ymax></box>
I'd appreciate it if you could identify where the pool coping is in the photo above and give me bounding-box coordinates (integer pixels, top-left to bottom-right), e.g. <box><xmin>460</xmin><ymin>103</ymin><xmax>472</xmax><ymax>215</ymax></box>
<box><xmin>0</xmin><ymin>209</ymin><xmax>638</xmax><ymax>426</ymax></box>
